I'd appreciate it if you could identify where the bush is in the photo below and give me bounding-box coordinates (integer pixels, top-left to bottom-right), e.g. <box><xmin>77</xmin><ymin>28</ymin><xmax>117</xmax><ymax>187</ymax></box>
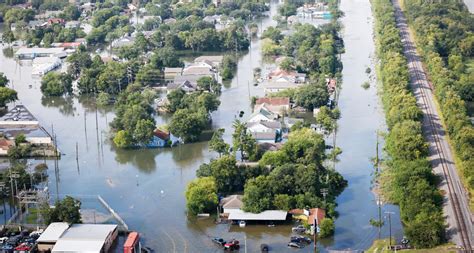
<box><xmin>319</xmin><ymin>218</ymin><xmax>335</xmax><ymax>238</ymax></box>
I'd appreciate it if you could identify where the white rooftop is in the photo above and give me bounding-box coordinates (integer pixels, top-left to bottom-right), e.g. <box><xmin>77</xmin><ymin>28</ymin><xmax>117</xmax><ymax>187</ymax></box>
<box><xmin>15</xmin><ymin>47</ymin><xmax>65</xmax><ymax>56</ymax></box>
<box><xmin>59</xmin><ymin>224</ymin><xmax>117</xmax><ymax>241</ymax></box>
<box><xmin>227</xmin><ymin>209</ymin><xmax>288</xmax><ymax>221</ymax></box>
<box><xmin>51</xmin><ymin>224</ymin><xmax>117</xmax><ymax>253</ymax></box>
<box><xmin>52</xmin><ymin>239</ymin><xmax>104</xmax><ymax>253</ymax></box>
<box><xmin>37</xmin><ymin>222</ymin><xmax>70</xmax><ymax>243</ymax></box>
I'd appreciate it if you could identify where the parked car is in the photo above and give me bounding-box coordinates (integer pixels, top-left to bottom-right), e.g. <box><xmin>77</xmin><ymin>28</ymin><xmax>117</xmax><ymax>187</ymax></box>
<box><xmin>15</xmin><ymin>243</ymin><xmax>32</xmax><ymax>251</ymax></box>
<box><xmin>212</xmin><ymin>237</ymin><xmax>226</xmax><ymax>246</ymax></box>
<box><xmin>224</xmin><ymin>239</ymin><xmax>240</xmax><ymax>251</ymax></box>
<box><xmin>7</xmin><ymin>235</ymin><xmax>21</xmax><ymax>245</ymax></box>
<box><xmin>260</xmin><ymin>243</ymin><xmax>269</xmax><ymax>252</ymax></box>
<box><xmin>0</xmin><ymin>244</ymin><xmax>13</xmax><ymax>252</ymax></box>
<box><xmin>291</xmin><ymin>225</ymin><xmax>306</xmax><ymax>233</ymax></box>
<box><xmin>288</xmin><ymin>242</ymin><xmax>303</xmax><ymax>248</ymax></box>
<box><xmin>0</xmin><ymin>236</ymin><xmax>8</xmax><ymax>243</ymax></box>
<box><xmin>291</xmin><ymin>236</ymin><xmax>311</xmax><ymax>244</ymax></box>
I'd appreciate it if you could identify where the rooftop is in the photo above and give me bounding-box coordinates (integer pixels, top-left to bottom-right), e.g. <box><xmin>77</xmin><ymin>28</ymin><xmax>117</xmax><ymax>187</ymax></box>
<box><xmin>194</xmin><ymin>55</ymin><xmax>223</xmax><ymax>63</ymax></box>
<box><xmin>227</xmin><ymin>209</ymin><xmax>288</xmax><ymax>221</ymax></box>
<box><xmin>59</xmin><ymin>224</ymin><xmax>117</xmax><ymax>242</ymax></box>
<box><xmin>255</xmin><ymin>97</ymin><xmax>290</xmax><ymax>106</ymax></box>
<box><xmin>220</xmin><ymin>195</ymin><xmax>243</xmax><ymax>210</ymax></box>
<box><xmin>0</xmin><ymin>105</ymin><xmax>39</xmax><ymax>125</ymax></box>
<box><xmin>15</xmin><ymin>47</ymin><xmax>65</xmax><ymax>56</ymax></box>
<box><xmin>37</xmin><ymin>222</ymin><xmax>69</xmax><ymax>243</ymax></box>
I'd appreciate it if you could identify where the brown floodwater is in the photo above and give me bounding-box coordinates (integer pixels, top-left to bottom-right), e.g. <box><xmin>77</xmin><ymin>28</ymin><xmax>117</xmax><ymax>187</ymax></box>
<box><xmin>0</xmin><ymin>0</ymin><xmax>403</xmax><ymax>251</ymax></box>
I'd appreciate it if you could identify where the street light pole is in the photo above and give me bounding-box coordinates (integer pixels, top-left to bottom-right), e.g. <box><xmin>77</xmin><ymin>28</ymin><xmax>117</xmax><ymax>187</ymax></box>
<box><xmin>385</xmin><ymin>211</ymin><xmax>394</xmax><ymax>248</ymax></box>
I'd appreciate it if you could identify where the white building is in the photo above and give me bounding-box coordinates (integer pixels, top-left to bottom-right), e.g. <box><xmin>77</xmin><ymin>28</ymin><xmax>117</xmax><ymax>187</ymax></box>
<box><xmin>51</xmin><ymin>224</ymin><xmax>118</xmax><ymax>253</ymax></box>
<box><xmin>15</xmin><ymin>47</ymin><xmax>66</xmax><ymax>59</ymax></box>
<box><xmin>32</xmin><ymin>57</ymin><xmax>62</xmax><ymax>76</ymax></box>
<box><xmin>37</xmin><ymin>222</ymin><xmax>70</xmax><ymax>252</ymax></box>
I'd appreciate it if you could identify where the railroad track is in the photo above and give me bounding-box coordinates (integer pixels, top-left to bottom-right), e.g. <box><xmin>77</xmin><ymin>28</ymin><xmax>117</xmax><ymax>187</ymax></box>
<box><xmin>391</xmin><ymin>0</ymin><xmax>474</xmax><ymax>251</ymax></box>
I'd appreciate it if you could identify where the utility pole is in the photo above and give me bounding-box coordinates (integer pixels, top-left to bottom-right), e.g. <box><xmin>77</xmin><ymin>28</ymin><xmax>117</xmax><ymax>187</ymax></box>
<box><xmin>313</xmin><ymin>216</ymin><xmax>318</xmax><ymax>252</ymax></box>
<box><xmin>385</xmin><ymin>211</ymin><xmax>394</xmax><ymax>248</ymax></box>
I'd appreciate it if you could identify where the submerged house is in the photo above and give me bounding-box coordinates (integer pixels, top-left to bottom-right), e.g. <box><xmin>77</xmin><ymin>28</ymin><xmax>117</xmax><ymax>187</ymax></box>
<box><xmin>147</xmin><ymin>129</ymin><xmax>180</xmax><ymax>148</ymax></box>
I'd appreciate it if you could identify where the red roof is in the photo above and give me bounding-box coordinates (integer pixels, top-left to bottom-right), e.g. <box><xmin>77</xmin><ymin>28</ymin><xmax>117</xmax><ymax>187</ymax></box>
<box><xmin>255</xmin><ymin>97</ymin><xmax>290</xmax><ymax>106</ymax></box>
<box><xmin>153</xmin><ymin>129</ymin><xmax>169</xmax><ymax>140</ymax></box>
<box><xmin>308</xmin><ymin>208</ymin><xmax>325</xmax><ymax>226</ymax></box>
<box><xmin>60</xmin><ymin>42</ymin><xmax>82</xmax><ymax>48</ymax></box>
<box><xmin>124</xmin><ymin>232</ymin><xmax>139</xmax><ymax>248</ymax></box>
<box><xmin>0</xmin><ymin>139</ymin><xmax>13</xmax><ymax>149</ymax></box>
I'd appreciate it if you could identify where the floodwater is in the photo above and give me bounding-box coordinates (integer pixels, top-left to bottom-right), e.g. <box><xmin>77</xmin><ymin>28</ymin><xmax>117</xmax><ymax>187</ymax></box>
<box><xmin>0</xmin><ymin>0</ymin><xmax>403</xmax><ymax>251</ymax></box>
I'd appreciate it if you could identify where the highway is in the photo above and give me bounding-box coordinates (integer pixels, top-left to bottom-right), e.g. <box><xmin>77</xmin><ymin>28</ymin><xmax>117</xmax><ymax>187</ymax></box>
<box><xmin>391</xmin><ymin>0</ymin><xmax>474</xmax><ymax>251</ymax></box>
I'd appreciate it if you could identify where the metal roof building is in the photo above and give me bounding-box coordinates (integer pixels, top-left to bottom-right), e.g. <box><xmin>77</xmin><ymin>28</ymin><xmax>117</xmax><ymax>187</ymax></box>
<box><xmin>37</xmin><ymin>222</ymin><xmax>70</xmax><ymax>252</ymax></box>
<box><xmin>227</xmin><ymin>209</ymin><xmax>288</xmax><ymax>221</ymax></box>
<box><xmin>52</xmin><ymin>224</ymin><xmax>118</xmax><ymax>253</ymax></box>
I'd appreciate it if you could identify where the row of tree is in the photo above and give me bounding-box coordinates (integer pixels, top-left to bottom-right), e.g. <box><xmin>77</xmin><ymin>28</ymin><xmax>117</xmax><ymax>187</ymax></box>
<box><xmin>402</xmin><ymin>0</ymin><xmax>474</xmax><ymax>197</ymax></box>
<box><xmin>0</xmin><ymin>73</ymin><xmax>18</xmax><ymax>108</ymax></box>
<box><xmin>373</xmin><ymin>0</ymin><xmax>445</xmax><ymax>248</ymax></box>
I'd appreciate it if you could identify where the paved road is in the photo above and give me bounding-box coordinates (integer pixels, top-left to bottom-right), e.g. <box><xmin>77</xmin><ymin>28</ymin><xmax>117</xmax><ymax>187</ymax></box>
<box><xmin>391</xmin><ymin>0</ymin><xmax>474</xmax><ymax>251</ymax></box>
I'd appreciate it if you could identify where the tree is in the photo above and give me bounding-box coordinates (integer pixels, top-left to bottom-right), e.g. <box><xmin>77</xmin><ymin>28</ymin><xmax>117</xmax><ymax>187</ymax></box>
<box><xmin>232</xmin><ymin>120</ymin><xmax>257</xmax><ymax>161</ymax></box>
<box><xmin>197</xmin><ymin>92</ymin><xmax>220</xmax><ymax>113</ymax></box>
<box><xmin>2</xmin><ymin>29</ymin><xmax>15</xmax><ymax>45</ymax></box>
<box><xmin>242</xmin><ymin>175</ymin><xmax>272</xmax><ymax>213</ymax></box>
<box><xmin>197</xmin><ymin>76</ymin><xmax>220</xmax><ymax>93</ymax></box>
<box><xmin>385</xmin><ymin>120</ymin><xmax>428</xmax><ymax>161</ymax></box>
<box><xmin>262</xmin><ymin>26</ymin><xmax>283</xmax><ymax>42</ymax></box>
<box><xmin>221</xmin><ymin>55</ymin><xmax>237</xmax><ymax>80</ymax></box>
<box><xmin>279</xmin><ymin>57</ymin><xmax>295</xmax><ymax>71</ymax></box>
<box><xmin>185</xmin><ymin>177</ymin><xmax>218</xmax><ymax>215</ymax></box>
<box><xmin>41</xmin><ymin>196</ymin><xmax>82</xmax><ymax>225</ymax></box>
<box><xmin>150</xmin><ymin>47</ymin><xmax>184</xmax><ymax>69</ymax></box>
<box><xmin>0</xmin><ymin>87</ymin><xmax>18</xmax><ymax>107</ymax></box>
<box><xmin>404</xmin><ymin>211</ymin><xmax>445</xmax><ymax>248</ymax></box>
<box><xmin>40</xmin><ymin>72</ymin><xmax>72</xmax><ymax>96</ymax></box>
<box><xmin>169</xmin><ymin>109</ymin><xmax>207</xmax><ymax>143</ymax></box>
<box><xmin>14</xmin><ymin>134</ymin><xmax>26</xmax><ymax>146</ymax></box>
<box><xmin>319</xmin><ymin>218</ymin><xmax>335</xmax><ymax>238</ymax></box>
<box><xmin>133</xmin><ymin>119</ymin><xmax>155</xmax><ymax>146</ymax></box>
<box><xmin>166</xmin><ymin>89</ymin><xmax>186</xmax><ymax>113</ymax></box>
<box><xmin>273</xmin><ymin>194</ymin><xmax>293</xmax><ymax>210</ymax></box>
<box><xmin>207</xmin><ymin>155</ymin><xmax>240</xmax><ymax>193</ymax></box>
<box><xmin>315</xmin><ymin>106</ymin><xmax>340</xmax><ymax>135</ymax></box>
<box><xmin>295</xmin><ymin>82</ymin><xmax>329</xmax><ymax>110</ymax></box>
<box><xmin>209</xmin><ymin>128</ymin><xmax>229</xmax><ymax>157</ymax></box>
<box><xmin>278</xmin><ymin>3</ymin><xmax>297</xmax><ymax>17</ymax></box>
<box><xmin>0</xmin><ymin>73</ymin><xmax>9</xmax><ymax>87</ymax></box>
<box><xmin>114</xmin><ymin>130</ymin><xmax>133</xmax><ymax>148</ymax></box>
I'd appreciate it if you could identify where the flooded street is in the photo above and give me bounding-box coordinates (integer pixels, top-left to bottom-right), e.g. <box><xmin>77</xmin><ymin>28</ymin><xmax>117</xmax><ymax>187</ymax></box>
<box><xmin>0</xmin><ymin>0</ymin><xmax>403</xmax><ymax>251</ymax></box>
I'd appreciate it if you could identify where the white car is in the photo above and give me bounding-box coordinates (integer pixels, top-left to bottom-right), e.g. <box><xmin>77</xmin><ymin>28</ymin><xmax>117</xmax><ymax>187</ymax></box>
<box><xmin>0</xmin><ymin>237</ymin><xmax>8</xmax><ymax>243</ymax></box>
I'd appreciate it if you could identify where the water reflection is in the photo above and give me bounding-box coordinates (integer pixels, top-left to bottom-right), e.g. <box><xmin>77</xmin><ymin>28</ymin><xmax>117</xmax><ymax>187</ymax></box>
<box><xmin>113</xmin><ymin>147</ymin><xmax>157</xmax><ymax>173</ymax></box>
<box><xmin>41</xmin><ymin>96</ymin><xmax>76</xmax><ymax>116</ymax></box>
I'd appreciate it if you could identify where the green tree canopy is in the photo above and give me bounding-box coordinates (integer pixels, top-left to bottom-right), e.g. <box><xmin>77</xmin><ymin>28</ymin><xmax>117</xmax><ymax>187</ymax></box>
<box><xmin>40</xmin><ymin>72</ymin><xmax>72</xmax><ymax>96</ymax></box>
<box><xmin>185</xmin><ymin>177</ymin><xmax>218</xmax><ymax>215</ymax></box>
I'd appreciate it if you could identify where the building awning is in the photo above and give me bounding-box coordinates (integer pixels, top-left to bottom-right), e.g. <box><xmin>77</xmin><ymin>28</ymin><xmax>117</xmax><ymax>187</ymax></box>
<box><xmin>227</xmin><ymin>209</ymin><xmax>288</xmax><ymax>221</ymax></box>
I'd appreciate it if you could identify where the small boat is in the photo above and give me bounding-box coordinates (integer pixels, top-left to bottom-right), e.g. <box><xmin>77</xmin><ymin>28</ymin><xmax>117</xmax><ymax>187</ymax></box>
<box><xmin>239</xmin><ymin>220</ymin><xmax>246</xmax><ymax>227</ymax></box>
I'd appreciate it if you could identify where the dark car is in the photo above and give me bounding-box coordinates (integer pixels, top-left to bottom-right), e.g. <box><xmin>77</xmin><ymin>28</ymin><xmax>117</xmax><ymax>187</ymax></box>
<box><xmin>212</xmin><ymin>237</ymin><xmax>226</xmax><ymax>246</ymax></box>
<box><xmin>288</xmin><ymin>242</ymin><xmax>303</xmax><ymax>249</ymax></box>
<box><xmin>224</xmin><ymin>239</ymin><xmax>240</xmax><ymax>251</ymax></box>
<box><xmin>260</xmin><ymin>243</ymin><xmax>269</xmax><ymax>252</ymax></box>
<box><xmin>291</xmin><ymin>236</ymin><xmax>311</xmax><ymax>244</ymax></box>
<box><xmin>7</xmin><ymin>235</ymin><xmax>21</xmax><ymax>245</ymax></box>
